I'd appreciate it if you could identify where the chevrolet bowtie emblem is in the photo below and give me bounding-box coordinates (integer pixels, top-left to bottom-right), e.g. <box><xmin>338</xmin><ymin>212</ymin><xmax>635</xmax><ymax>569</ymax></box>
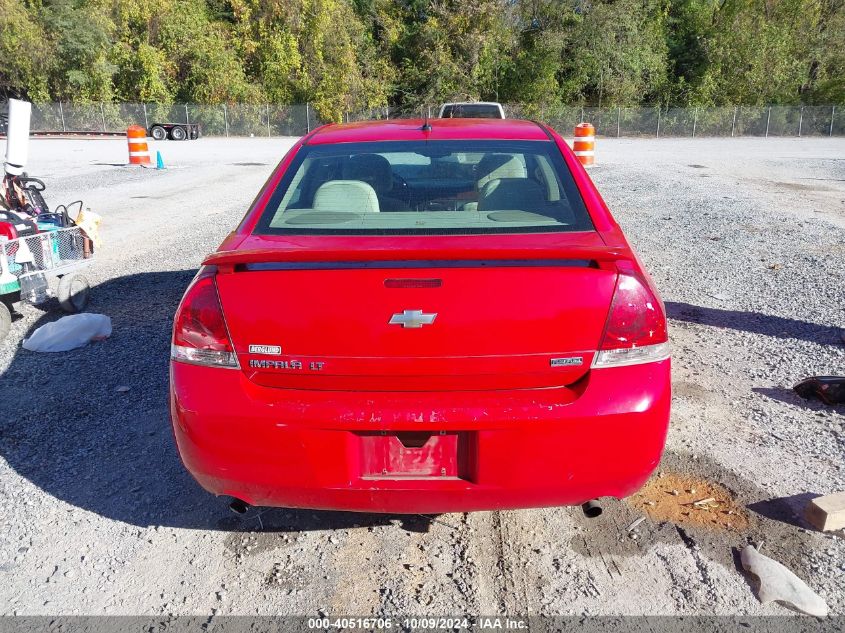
<box><xmin>389</xmin><ymin>309</ymin><xmax>437</xmax><ymax>328</ymax></box>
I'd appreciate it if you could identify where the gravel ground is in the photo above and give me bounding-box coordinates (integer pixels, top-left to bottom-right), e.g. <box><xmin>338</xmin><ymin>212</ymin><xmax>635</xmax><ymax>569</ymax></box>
<box><xmin>0</xmin><ymin>136</ymin><xmax>843</xmax><ymax>617</ymax></box>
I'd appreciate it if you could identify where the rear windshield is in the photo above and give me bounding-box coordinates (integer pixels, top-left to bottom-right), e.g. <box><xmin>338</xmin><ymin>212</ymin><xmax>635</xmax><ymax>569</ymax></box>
<box><xmin>254</xmin><ymin>140</ymin><xmax>594</xmax><ymax>236</ymax></box>
<box><xmin>440</xmin><ymin>104</ymin><xmax>502</xmax><ymax>118</ymax></box>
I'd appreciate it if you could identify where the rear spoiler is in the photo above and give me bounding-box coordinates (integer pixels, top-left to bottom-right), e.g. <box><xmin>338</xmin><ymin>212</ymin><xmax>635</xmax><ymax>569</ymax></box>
<box><xmin>205</xmin><ymin>245</ymin><xmax>628</xmax><ymax>270</ymax></box>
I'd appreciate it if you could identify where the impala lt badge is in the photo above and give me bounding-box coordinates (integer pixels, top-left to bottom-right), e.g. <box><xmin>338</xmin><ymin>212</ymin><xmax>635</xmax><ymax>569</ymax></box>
<box><xmin>389</xmin><ymin>309</ymin><xmax>437</xmax><ymax>328</ymax></box>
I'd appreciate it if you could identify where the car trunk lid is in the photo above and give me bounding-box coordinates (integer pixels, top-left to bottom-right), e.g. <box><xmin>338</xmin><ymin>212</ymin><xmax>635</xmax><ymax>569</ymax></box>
<box><xmin>210</xmin><ymin>240</ymin><xmax>622</xmax><ymax>392</ymax></box>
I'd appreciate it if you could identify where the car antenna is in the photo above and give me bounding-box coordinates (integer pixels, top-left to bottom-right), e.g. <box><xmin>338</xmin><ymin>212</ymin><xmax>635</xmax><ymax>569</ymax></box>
<box><xmin>421</xmin><ymin>112</ymin><xmax>432</xmax><ymax>132</ymax></box>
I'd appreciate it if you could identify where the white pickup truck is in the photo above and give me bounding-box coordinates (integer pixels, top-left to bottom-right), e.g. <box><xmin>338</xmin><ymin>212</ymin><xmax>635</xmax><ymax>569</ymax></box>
<box><xmin>438</xmin><ymin>102</ymin><xmax>505</xmax><ymax>119</ymax></box>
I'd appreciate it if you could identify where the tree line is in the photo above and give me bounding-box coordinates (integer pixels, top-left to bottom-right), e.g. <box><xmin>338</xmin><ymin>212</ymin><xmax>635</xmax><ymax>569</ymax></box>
<box><xmin>1</xmin><ymin>0</ymin><xmax>843</xmax><ymax>122</ymax></box>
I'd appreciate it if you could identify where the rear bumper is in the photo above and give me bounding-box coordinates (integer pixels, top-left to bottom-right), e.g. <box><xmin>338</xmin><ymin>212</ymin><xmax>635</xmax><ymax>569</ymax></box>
<box><xmin>169</xmin><ymin>360</ymin><xmax>670</xmax><ymax>513</ymax></box>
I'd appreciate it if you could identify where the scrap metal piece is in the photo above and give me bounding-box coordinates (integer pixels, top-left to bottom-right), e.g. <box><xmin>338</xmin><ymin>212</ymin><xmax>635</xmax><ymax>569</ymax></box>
<box><xmin>793</xmin><ymin>376</ymin><xmax>845</xmax><ymax>406</ymax></box>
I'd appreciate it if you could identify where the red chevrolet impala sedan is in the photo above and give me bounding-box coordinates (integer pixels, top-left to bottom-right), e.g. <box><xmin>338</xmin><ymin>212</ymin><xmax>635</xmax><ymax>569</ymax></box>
<box><xmin>169</xmin><ymin>118</ymin><xmax>670</xmax><ymax>514</ymax></box>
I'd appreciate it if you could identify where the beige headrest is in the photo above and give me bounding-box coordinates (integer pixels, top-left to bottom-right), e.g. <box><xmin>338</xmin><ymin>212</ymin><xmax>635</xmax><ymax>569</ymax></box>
<box><xmin>313</xmin><ymin>180</ymin><xmax>380</xmax><ymax>213</ymax></box>
<box><xmin>477</xmin><ymin>154</ymin><xmax>527</xmax><ymax>190</ymax></box>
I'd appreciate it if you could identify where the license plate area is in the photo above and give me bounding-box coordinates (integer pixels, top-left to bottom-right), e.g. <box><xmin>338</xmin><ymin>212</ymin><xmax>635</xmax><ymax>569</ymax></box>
<box><xmin>358</xmin><ymin>431</ymin><xmax>470</xmax><ymax>480</ymax></box>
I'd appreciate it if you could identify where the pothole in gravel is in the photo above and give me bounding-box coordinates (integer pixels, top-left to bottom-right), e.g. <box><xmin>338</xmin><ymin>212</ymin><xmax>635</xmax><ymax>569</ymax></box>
<box><xmin>775</xmin><ymin>180</ymin><xmax>836</xmax><ymax>193</ymax></box>
<box><xmin>673</xmin><ymin>381</ymin><xmax>715</xmax><ymax>404</ymax></box>
<box><xmin>265</xmin><ymin>562</ymin><xmax>309</xmax><ymax>591</ymax></box>
<box><xmin>570</xmin><ymin>451</ymin><xmax>828</xmax><ymax>577</ymax></box>
<box><xmin>223</xmin><ymin>528</ymin><xmax>301</xmax><ymax>560</ymax></box>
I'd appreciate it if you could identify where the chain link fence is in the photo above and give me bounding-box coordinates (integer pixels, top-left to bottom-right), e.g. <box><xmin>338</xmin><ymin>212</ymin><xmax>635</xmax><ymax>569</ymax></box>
<box><xmin>24</xmin><ymin>102</ymin><xmax>845</xmax><ymax>138</ymax></box>
<box><xmin>28</xmin><ymin>103</ymin><xmax>314</xmax><ymax>137</ymax></box>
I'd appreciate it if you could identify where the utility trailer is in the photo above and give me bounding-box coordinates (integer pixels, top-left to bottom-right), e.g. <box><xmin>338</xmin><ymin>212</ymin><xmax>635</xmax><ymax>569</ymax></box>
<box><xmin>148</xmin><ymin>123</ymin><xmax>201</xmax><ymax>141</ymax></box>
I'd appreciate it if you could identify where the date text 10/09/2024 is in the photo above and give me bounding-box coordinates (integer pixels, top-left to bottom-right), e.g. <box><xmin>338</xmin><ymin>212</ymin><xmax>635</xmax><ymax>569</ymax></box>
<box><xmin>307</xmin><ymin>618</ymin><xmax>528</xmax><ymax>630</ymax></box>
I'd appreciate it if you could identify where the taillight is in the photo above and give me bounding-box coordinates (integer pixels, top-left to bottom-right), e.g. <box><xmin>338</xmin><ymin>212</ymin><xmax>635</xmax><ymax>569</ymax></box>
<box><xmin>171</xmin><ymin>270</ymin><xmax>238</xmax><ymax>368</ymax></box>
<box><xmin>593</xmin><ymin>272</ymin><xmax>669</xmax><ymax>368</ymax></box>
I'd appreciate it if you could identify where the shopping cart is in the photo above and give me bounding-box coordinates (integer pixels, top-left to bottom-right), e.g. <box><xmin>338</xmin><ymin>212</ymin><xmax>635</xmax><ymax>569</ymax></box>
<box><xmin>0</xmin><ymin>226</ymin><xmax>94</xmax><ymax>341</ymax></box>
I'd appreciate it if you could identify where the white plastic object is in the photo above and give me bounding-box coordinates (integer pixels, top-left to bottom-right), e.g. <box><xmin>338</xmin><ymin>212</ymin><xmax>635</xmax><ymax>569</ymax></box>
<box><xmin>740</xmin><ymin>544</ymin><xmax>828</xmax><ymax>617</ymax></box>
<box><xmin>14</xmin><ymin>238</ymin><xmax>34</xmax><ymax>264</ymax></box>
<box><xmin>22</xmin><ymin>313</ymin><xmax>112</xmax><ymax>352</ymax></box>
<box><xmin>4</xmin><ymin>99</ymin><xmax>32</xmax><ymax>176</ymax></box>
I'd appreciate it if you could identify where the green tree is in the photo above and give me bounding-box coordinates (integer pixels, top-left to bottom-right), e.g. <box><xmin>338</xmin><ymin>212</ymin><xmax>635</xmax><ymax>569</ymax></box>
<box><xmin>0</xmin><ymin>0</ymin><xmax>843</xmax><ymax>109</ymax></box>
<box><xmin>0</xmin><ymin>0</ymin><xmax>52</xmax><ymax>100</ymax></box>
<box><xmin>557</xmin><ymin>0</ymin><xmax>671</xmax><ymax>105</ymax></box>
<box><xmin>390</xmin><ymin>0</ymin><xmax>514</xmax><ymax>110</ymax></box>
<box><xmin>665</xmin><ymin>0</ymin><xmax>713</xmax><ymax>105</ymax></box>
<box><xmin>801</xmin><ymin>0</ymin><xmax>845</xmax><ymax>103</ymax></box>
<box><xmin>230</xmin><ymin>0</ymin><xmax>392</xmax><ymax>121</ymax></box>
<box><xmin>689</xmin><ymin>0</ymin><xmax>822</xmax><ymax>105</ymax></box>
<box><xmin>41</xmin><ymin>0</ymin><xmax>117</xmax><ymax>101</ymax></box>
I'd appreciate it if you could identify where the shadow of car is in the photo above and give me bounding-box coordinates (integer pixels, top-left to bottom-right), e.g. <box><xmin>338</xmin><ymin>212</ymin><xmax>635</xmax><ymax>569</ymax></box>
<box><xmin>0</xmin><ymin>269</ymin><xmax>434</xmax><ymax>533</ymax></box>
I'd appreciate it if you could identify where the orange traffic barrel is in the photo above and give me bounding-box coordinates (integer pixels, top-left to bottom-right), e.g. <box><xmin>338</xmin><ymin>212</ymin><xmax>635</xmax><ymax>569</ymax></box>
<box><xmin>574</xmin><ymin>122</ymin><xmax>595</xmax><ymax>166</ymax></box>
<box><xmin>127</xmin><ymin>125</ymin><xmax>151</xmax><ymax>166</ymax></box>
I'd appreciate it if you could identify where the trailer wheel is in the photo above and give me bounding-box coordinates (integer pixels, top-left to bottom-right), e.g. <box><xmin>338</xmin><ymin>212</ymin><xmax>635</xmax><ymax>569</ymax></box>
<box><xmin>0</xmin><ymin>302</ymin><xmax>11</xmax><ymax>341</ymax></box>
<box><xmin>57</xmin><ymin>274</ymin><xmax>90</xmax><ymax>313</ymax></box>
<box><xmin>150</xmin><ymin>125</ymin><xmax>167</xmax><ymax>141</ymax></box>
<box><xmin>170</xmin><ymin>126</ymin><xmax>187</xmax><ymax>141</ymax></box>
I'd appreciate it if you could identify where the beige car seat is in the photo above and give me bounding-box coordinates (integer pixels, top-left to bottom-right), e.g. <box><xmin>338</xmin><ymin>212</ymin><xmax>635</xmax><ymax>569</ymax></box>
<box><xmin>464</xmin><ymin>154</ymin><xmax>528</xmax><ymax>211</ymax></box>
<box><xmin>313</xmin><ymin>180</ymin><xmax>380</xmax><ymax>213</ymax></box>
<box><xmin>478</xmin><ymin>178</ymin><xmax>547</xmax><ymax>211</ymax></box>
<box><xmin>476</xmin><ymin>154</ymin><xmax>528</xmax><ymax>190</ymax></box>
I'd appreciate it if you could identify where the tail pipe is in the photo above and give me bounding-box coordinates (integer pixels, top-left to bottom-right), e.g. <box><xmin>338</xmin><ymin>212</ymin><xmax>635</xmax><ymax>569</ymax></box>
<box><xmin>581</xmin><ymin>500</ymin><xmax>603</xmax><ymax>518</ymax></box>
<box><xmin>228</xmin><ymin>498</ymin><xmax>250</xmax><ymax>515</ymax></box>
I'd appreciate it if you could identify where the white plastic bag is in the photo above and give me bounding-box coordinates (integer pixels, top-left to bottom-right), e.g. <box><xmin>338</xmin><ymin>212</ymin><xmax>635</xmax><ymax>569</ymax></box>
<box><xmin>22</xmin><ymin>313</ymin><xmax>112</xmax><ymax>352</ymax></box>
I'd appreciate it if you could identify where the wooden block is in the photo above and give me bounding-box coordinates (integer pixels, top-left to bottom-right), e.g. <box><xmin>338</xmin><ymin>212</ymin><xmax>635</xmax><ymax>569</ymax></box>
<box><xmin>804</xmin><ymin>492</ymin><xmax>845</xmax><ymax>532</ymax></box>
